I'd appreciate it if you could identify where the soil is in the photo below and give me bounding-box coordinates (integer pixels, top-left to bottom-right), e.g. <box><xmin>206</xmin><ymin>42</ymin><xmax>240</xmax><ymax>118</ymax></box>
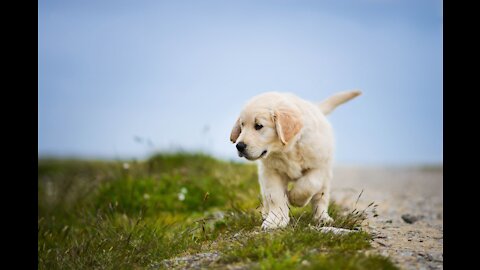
<box><xmin>331</xmin><ymin>166</ymin><xmax>443</xmax><ymax>270</ymax></box>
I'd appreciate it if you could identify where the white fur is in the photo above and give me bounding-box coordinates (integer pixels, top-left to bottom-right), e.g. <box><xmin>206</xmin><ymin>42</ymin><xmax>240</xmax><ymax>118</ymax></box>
<box><xmin>230</xmin><ymin>90</ymin><xmax>360</xmax><ymax>229</ymax></box>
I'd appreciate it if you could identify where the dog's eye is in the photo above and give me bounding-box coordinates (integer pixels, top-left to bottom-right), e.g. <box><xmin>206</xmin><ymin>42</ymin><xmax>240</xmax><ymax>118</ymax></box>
<box><xmin>254</xmin><ymin>123</ymin><xmax>263</xmax><ymax>130</ymax></box>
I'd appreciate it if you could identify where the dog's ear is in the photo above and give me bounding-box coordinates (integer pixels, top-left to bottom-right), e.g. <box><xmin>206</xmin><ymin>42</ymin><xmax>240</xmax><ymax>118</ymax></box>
<box><xmin>274</xmin><ymin>107</ymin><xmax>303</xmax><ymax>145</ymax></box>
<box><xmin>230</xmin><ymin>118</ymin><xmax>241</xmax><ymax>143</ymax></box>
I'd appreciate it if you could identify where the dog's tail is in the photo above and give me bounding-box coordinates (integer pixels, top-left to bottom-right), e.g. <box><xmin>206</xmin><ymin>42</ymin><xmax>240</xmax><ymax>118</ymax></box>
<box><xmin>318</xmin><ymin>90</ymin><xmax>362</xmax><ymax>115</ymax></box>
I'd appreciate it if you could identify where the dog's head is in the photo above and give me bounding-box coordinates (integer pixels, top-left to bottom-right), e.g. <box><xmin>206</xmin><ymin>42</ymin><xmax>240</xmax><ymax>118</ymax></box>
<box><xmin>230</xmin><ymin>93</ymin><xmax>303</xmax><ymax>161</ymax></box>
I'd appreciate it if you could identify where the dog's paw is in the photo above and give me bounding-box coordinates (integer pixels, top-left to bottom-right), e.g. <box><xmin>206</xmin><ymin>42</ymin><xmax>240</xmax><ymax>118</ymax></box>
<box><xmin>261</xmin><ymin>213</ymin><xmax>289</xmax><ymax>230</ymax></box>
<box><xmin>314</xmin><ymin>212</ymin><xmax>334</xmax><ymax>226</ymax></box>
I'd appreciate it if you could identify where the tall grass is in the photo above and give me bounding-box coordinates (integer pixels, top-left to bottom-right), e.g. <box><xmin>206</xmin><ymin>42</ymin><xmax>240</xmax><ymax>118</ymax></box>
<box><xmin>38</xmin><ymin>153</ymin><xmax>396</xmax><ymax>269</ymax></box>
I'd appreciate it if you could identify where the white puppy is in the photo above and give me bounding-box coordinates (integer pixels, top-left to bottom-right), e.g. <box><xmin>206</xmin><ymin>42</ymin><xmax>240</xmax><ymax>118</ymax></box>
<box><xmin>230</xmin><ymin>90</ymin><xmax>361</xmax><ymax>229</ymax></box>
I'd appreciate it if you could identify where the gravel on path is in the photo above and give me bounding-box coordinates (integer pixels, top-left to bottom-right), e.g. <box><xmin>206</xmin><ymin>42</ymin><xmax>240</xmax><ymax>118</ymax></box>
<box><xmin>331</xmin><ymin>166</ymin><xmax>443</xmax><ymax>270</ymax></box>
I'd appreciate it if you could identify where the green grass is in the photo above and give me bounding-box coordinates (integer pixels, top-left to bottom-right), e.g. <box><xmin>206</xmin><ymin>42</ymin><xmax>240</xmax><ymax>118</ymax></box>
<box><xmin>38</xmin><ymin>152</ymin><xmax>397</xmax><ymax>269</ymax></box>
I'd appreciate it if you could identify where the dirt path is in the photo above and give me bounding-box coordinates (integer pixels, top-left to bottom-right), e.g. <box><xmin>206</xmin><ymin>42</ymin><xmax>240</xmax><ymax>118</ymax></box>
<box><xmin>331</xmin><ymin>166</ymin><xmax>443</xmax><ymax>270</ymax></box>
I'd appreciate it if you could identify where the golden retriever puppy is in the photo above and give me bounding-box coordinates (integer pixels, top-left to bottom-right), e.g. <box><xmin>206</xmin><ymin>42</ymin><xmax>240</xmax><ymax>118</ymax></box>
<box><xmin>230</xmin><ymin>90</ymin><xmax>361</xmax><ymax>229</ymax></box>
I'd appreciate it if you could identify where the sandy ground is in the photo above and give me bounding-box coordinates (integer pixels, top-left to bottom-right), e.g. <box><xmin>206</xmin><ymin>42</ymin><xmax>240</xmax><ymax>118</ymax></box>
<box><xmin>331</xmin><ymin>166</ymin><xmax>443</xmax><ymax>270</ymax></box>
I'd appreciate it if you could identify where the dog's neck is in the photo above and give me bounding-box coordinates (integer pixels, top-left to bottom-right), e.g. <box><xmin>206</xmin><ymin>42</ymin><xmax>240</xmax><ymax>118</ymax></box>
<box><xmin>267</xmin><ymin>131</ymin><xmax>303</xmax><ymax>158</ymax></box>
<box><xmin>261</xmin><ymin>135</ymin><xmax>308</xmax><ymax>180</ymax></box>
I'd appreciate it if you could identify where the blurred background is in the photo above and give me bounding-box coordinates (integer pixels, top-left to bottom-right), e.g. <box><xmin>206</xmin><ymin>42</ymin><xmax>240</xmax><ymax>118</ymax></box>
<box><xmin>38</xmin><ymin>0</ymin><xmax>443</xmax><ymax>166</ymax></box>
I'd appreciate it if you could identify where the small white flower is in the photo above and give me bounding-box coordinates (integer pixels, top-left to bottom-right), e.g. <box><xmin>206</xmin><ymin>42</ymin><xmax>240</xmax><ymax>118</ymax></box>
<box><xmin>46</xmin><ymin>181</ymin><xmax>54</xmax><ymax>197</ymax></box>
<box><xmin>143</xmin><ymin>193</ymin><xmax>150</xmax><ymax>200</ymax></box>
<box><xmin>123</xmin><ymin>163</ymin><xmax>130</xmax><ymax>170</ymax></box>
<box><xmin>213</xmin><ymin>211</ymin><xmax>225</xmax><ymax>220</ymax></box>
<box><xmin>178</xmin><ymin>193</ymin><xmax>185</xmax><ymax>201</ymax></box>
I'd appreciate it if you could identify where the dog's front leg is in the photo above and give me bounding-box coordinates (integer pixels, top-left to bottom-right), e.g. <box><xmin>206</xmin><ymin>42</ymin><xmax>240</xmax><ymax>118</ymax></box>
<box><xmin>258</xmin><ymin>167</ymin><xmax>289</xmax><ymax>229</ymax></box>
<box><xmin>288</xmin><ymin>168</ymin><xmax>333</xmax><ymax>224</ymax></box>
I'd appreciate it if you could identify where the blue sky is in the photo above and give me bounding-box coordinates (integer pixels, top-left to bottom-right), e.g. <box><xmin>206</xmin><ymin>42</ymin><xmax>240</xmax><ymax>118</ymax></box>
<box><xmin>38</xmin><ymin>0</ymin><xmax>443</xmax><ymax>165</ymax></box>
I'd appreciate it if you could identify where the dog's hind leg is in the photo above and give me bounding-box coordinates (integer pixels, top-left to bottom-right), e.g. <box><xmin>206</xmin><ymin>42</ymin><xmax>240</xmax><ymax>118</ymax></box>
<box><xmin>311</xmin><ymin>182</ymin><xmax>333</xmax><ymax>225</ymax></box>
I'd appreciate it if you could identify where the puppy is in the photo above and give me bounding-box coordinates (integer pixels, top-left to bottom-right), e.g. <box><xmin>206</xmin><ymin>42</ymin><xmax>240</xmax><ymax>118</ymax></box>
<box><xmin>230</xmin><ymin>90</ymin><xmax>361</xmax><ymax>229</ymax></box>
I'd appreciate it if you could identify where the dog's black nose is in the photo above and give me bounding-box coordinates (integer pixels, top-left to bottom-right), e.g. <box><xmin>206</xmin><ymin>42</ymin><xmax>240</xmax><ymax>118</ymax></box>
<box><xmin>236</xmin><ymin>142</ymin><xmax>247</xmax><ymax>152</ymax></box>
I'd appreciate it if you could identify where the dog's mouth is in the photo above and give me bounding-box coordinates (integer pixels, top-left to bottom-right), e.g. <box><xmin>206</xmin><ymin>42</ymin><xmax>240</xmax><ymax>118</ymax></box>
<box><xmin>238</xmin><ymin>150</ymin><xmax>267</xmax><ymax>161</ymax></box>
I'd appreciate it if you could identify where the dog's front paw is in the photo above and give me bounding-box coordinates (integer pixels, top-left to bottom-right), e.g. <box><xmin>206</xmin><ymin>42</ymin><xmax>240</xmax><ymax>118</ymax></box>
<box><xmin>261</xmin><ymin>212</ymin><xmax>289</xmax><ymax>230</ymax></box>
